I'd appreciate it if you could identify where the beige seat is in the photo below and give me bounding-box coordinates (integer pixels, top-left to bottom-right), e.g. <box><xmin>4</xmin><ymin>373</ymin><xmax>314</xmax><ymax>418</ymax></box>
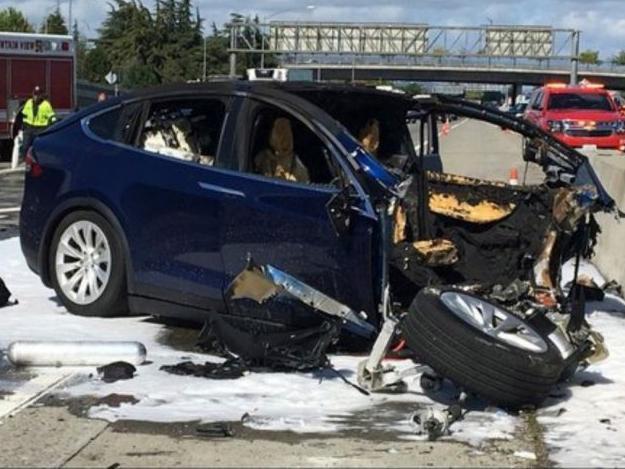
<box><xmin>358</xmin><ymin>118</ymin><xmax>380</xmax><ymax>156</ymax></box>
<box><xmin>254</xmin><ymin>117</ymin><xmax>310</xmax><ymax>183</ymax></box>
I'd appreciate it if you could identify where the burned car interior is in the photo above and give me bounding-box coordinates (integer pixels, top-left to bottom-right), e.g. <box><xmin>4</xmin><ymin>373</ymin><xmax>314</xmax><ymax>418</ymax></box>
<box><xmin>139</xmin><ymin>98</ymin><xmax>225</xmax><ymax>166</ymax></box>
<box><xmin>217</xmin><ymin>84</ymin><xmax>616</xmax><ymax>408</ymax></box>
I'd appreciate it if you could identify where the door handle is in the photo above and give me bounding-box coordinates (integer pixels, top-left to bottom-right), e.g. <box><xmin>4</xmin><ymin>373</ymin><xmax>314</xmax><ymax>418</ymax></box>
<box><xmin>198</xmin><ymin>182</ymin><xmax>246</xmax><ymax>198</ymax></box>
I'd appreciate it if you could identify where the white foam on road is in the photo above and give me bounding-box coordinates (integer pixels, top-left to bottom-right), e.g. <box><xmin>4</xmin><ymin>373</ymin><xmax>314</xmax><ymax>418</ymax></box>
<box><xmin>2</xmin><ymin>236</ymin><xmax>625</xmax><ymax>464</ymax></box>
<box><xmin>538</xmin><ymin>310</ymin><xmax>625</xmax><ymax>466</ymax></box>
<box><xmin>0</xmin><ymin>237</ymin><xmax>517</xmax><ymax>445</ymax></box>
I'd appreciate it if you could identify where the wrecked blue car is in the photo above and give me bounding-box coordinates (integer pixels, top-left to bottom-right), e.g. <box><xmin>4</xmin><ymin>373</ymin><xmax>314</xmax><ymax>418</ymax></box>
<box><xmin>20</xmin><ymin>82</ymin><xmax>614</xmax><ymax>407</ymax></box>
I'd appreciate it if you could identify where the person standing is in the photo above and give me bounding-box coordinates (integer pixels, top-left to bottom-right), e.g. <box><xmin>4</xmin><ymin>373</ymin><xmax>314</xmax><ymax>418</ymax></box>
<box><xmin>20</xmin><ymin>86</ymin><xmax>56</xmax><ymax>160</ymax></box>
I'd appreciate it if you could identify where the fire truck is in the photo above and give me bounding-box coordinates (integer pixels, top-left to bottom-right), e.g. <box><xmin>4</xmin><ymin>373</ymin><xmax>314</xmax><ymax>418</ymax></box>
<box><xmin>0</xmin><ymin>32</ymin><xmax>75</xmax><ymax>158</ymax></box>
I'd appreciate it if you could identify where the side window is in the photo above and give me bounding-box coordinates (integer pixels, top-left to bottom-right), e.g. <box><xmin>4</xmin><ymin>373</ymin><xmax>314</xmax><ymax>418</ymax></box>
<box><xmin>531</xmin><ymin>91</ymin><xmax>544</xmax><ymax>110</ymax></box>
<box><xmin>88</xmin><ymin>104</ymin><xmax>144</xmax><ymax>144</ymax></box>
<box><xmin>245</xmin><ymin>104</ymin><xmax>340</xmax><ymax>186</ymax></box>
<box><xmin>137</xmin><ymin>98</ymin><xmax>226</xmax><ymax>167</ymax></box>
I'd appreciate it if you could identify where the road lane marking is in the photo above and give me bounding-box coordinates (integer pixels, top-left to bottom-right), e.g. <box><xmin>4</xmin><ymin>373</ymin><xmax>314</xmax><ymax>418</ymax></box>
<box><xmin>415</xmin><ymin>117</ymin><xmax>468</xmax><ymax>153</ymax></box>
<box><xmin>0</xmin><ymin>372</ymin><xmax>74</xmax><ymax>420</ymax></box>
<box><xmin>0</xmin><ymin>167</ymin><xmax>23</xmax><ymax>176</ymax></box>
<box><xmin>0</xmin><ymin>206</ymin><xmax>20</xmax><ymax>214</ymax></box>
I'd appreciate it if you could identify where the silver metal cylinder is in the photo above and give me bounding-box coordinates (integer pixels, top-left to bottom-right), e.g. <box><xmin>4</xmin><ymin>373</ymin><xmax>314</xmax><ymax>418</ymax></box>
<box><xmin>7</xmin><ymin>341</ymin><xmax>147</xmax><ymax>367</ymax></box>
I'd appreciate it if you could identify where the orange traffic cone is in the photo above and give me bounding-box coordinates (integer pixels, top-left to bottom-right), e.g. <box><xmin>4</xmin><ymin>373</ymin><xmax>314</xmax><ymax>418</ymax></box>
<box><xmin>508</xmin><ymin>167</ymin><xmax>519</xmax><ymax>185</ymax></box>
<box><xmin>442</xmin><ymin>119</ymin><xmax>450</xmax><ymax>136</ymax></box>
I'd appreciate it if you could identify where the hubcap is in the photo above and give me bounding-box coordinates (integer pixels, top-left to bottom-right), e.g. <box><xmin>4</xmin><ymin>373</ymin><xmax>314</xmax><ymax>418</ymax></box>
<box><xmin>440</xmin><ymin>291</ymin><xmax>548</xmax><ymax>353</ymax></box>
<box><xmin>55</xmin><ymin>220</ymin><xmax>111</xmax><ymax>305</ymax></box>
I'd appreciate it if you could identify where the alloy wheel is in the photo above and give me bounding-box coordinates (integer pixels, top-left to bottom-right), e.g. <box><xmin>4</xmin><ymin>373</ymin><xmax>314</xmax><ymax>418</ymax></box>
<box><xmin>55</xmin><ymin>220</ymin><xmax>112</xmax><ymax>305</ymax></box>
<box><xmin>440</xmin><ymin>291</ymin><xmax>548</xmax><ymax>353</ymax></box>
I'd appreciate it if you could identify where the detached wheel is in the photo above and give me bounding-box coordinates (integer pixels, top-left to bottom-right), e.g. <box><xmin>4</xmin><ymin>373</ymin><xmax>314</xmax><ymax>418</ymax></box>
<box><xmin>50</xmin><ymin>211</ymin><xmax>128</xmax><ymax>317</ymax></box>
<box><xmin>403</xmin><ymin>288</ymin><xmax>565</xmax><ymax>408</ymax></box>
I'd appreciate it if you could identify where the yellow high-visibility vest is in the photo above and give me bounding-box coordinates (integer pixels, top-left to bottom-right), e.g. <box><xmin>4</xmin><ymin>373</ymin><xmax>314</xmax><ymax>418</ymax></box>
<box><xmin>22</xmin><ymin>98</ymin><xmax>56</xmax><ymax>127</ymax></box>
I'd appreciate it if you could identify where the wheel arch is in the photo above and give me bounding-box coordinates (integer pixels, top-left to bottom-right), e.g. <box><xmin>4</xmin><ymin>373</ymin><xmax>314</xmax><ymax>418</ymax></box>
<box><xmin>39</xmin><ymin>197</ymin><xmax>135</xmax><ymax>293</ymax></box>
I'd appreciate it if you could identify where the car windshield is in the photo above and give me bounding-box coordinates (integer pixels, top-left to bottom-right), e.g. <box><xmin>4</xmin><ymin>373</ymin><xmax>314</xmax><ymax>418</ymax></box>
<box><xmin>548</xmin><ymin>92</ymin><xmax>613</xmax><ymax>111</ymax></box>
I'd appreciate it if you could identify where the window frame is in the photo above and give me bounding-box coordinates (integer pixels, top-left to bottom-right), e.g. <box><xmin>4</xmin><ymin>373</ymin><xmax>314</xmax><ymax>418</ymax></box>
<box><xmin>85</xmin><ymin>102</ymin><xmax>144</xmax><ymax>145</ymax></box>
<box><xmin>530</xmin><ymin>91</ymin><xmax>544</xmax><ymax>110</ymax></box>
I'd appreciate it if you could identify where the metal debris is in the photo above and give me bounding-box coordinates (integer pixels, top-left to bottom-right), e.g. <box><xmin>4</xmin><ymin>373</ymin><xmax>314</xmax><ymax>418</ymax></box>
<box><xmin>410</xmin><ymin>405</ymin><xmax>463</xmax><ymax>441</ymax></box>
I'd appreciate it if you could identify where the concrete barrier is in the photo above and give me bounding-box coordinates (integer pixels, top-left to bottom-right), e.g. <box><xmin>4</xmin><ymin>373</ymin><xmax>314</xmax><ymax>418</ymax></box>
<box><xmin>587</xmin><ymin>151</ymin><xmax>625</xmax><ymax>288</ymax></box>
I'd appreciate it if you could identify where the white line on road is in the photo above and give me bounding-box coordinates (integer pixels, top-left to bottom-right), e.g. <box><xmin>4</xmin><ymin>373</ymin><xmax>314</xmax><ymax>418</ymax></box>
<box><xmin>414</xmin><ymin>117</ymin><xmax>468</xmax><ymax>153</ymax></box>
<box><xmin>0</xmin><ymin>207</ymin><xmax>20</xmax><ymax>214</ymax></box>
<box><xmin>0</xmin><ymin>167</ymin><xmax>23</xmax><ymax>176</ymax></box>
<box><xmin>0</xmin><ymin>372</ymin><xmax>74</xmax><ymax>421</ymax></box>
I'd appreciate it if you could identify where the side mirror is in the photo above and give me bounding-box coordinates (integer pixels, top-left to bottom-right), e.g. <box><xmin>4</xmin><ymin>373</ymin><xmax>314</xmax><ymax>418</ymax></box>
<box><xmin>326</xmin><ymin>186</ymin><xmax>359</xmax><ymax>236</ymax></box>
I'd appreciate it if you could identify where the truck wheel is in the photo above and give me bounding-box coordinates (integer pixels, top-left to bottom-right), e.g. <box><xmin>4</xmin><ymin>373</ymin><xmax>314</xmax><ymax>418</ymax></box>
<box><xmin>403</xmin><ymin>288</ymin><xmax>565</xmax><ymax>409</ymax></box>
<box><xmin>49</xmin><ymin>211</ymin><xmax>128</xmax><ymax>317</ymax></box>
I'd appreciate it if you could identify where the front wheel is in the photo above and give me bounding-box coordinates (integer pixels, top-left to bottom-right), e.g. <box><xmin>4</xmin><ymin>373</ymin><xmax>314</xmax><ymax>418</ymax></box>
<box><xmin>50</xmin><ymin>211</ymin><xmax>128</xmax><ymax>317</ymax></box>
<box><xmin>403</xmin><ymin>288</ymin><xmax>566</xmax><ymax>409</ymax></box>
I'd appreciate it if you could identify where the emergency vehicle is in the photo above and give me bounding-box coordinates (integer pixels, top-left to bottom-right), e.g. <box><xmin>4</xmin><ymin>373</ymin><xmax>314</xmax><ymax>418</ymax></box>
<box><xmin>524</xmin><ymin>81</ymin><xmax>625</xmax><ymax>151</ymax></box>
<box><xmin>0</xmin><ymin>32</ymin><xmax>75</xmax><ymax>156</ymax></box>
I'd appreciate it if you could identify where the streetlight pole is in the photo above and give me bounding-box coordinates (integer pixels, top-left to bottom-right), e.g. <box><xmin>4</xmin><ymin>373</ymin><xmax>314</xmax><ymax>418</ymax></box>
<box><xmin>229</xmin><ymin>22</ymin><xmax>237</xmax><ymax>78</ymax></box>
<box><xmin>260</xmin><ymin>4</ymin><xmax>315</xmax><ymax>69</ymax></box>
<box><xmin>570</xmin><ymin>30</ymin><xmax>580</xmax><ymax>85</ymax></box>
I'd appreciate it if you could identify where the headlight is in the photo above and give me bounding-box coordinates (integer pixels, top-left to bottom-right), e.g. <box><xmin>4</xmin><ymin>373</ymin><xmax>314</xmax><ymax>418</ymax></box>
<box><xmin>616</xmin><ymin>120</ymin><xmax>625</xmax><ymax>133</ymax></box>
<box><xmin>547</xmin><ymin>120</ymin><xmax>564</xmax><ymax>133</ymax></box>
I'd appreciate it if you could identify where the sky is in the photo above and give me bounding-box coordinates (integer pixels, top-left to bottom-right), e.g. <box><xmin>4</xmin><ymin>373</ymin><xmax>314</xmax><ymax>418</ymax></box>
<box><xmin>2</xmin><ymin>0</ymin><xmax>625</xmax><ymax>58</ymax></box>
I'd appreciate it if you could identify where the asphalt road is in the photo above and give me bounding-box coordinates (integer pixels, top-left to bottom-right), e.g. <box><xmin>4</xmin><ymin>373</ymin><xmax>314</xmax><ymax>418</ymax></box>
<box><xmin>0</xmin><ymin>121</ymin><xmax>547</xmax><ymax>467</ymax></box>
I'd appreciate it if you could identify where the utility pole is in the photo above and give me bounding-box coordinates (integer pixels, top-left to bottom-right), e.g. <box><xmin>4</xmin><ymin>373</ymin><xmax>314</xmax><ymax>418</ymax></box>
<box><xmin>68</xmin><ymin>0</ymin><xmax>73</xmax><ymax>35</ymax></box>
<box><xmin>570</xmin><ymin>30</ymin><xmax>580</xmax><ymax>85</ymax></box>
<box><xmin>229</xmin><ymin>23</ymin><xmax>237</xmax><ymax>78</ymax></box>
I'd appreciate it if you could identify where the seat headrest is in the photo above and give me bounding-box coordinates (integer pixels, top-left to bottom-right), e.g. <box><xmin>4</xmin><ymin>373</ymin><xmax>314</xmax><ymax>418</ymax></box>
<box><xmin>358</xmin><ymin>118</ymin><xmax>380</xmax><ymax>155</ymax></box>
<box><xmin>269</xmin><ymin>117</ymin><xmax>294</xmax><ymax>157</ymax></box>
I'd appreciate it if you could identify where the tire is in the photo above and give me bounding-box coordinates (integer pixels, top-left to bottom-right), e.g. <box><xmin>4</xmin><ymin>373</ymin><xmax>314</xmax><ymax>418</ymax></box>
<box><xmin>403</xmin><ymin>288</ymin><xmax>565</xmax><ymax>409</ymax></box>
<box><xmin>49</xmin><ymin>210</ymin><xmax>128</xmax><ymax>317</ymax></box>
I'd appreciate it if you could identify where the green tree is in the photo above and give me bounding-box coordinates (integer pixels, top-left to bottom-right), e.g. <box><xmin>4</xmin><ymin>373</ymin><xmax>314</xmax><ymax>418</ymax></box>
<box><xmin>0</xmin><ymin>7</ymin><xmax>34</xmax><ymax>32</ymax></box>
<box><xmin>40</xmin><ymin>8</ymin><xmax>68</xmax><ymax>35</ymax></box>
<box><xmin>153</xmin><ymin>0</ymin><xmax>204</xmax><ymax>83</ymax></box>
<box><xmin>399</xmin><ymin>82</ymin><xmax>424</xmax><ymax>95</ymax></box>
<box><xmin>95</xmin><ymin>0</ymin><xmax>205</xmax><ymax>88</ymax></box>
<box><xmin>82</xmin><ymin>46</ymin><xmax>112</xmax><ymax>83</ymax></box>
<box><xmin>612</xmin><ymin>50</ymin><xmax>625</xmax><ymax>66</ymax></box>
<box><xmin>201</xmin><ymin>22</ymin><xmax>230</xmax><ymax>77</ymax></box>
<box><xmin>579</xmin><ymin>49</ymin><xmax>599</xmax><ymax>65</ymax></box>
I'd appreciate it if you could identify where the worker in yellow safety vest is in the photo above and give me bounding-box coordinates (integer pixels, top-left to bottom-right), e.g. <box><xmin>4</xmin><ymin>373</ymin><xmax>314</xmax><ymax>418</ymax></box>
<box><xmin>19</xmin><ymin>86</ymin><xmax>56</xmax><ymax>160</ymax></box>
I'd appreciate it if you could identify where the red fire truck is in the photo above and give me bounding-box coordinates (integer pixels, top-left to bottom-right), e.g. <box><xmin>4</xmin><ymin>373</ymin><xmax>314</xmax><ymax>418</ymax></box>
<box><xmin>0</xmin><ymin>32</ymin><xmax>75</xmax><ymax>157</ymax></box>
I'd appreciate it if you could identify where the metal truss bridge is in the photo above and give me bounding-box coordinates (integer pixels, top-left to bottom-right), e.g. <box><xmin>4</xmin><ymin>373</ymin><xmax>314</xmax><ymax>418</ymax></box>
<box><xmin>227</xmin><ymin>21</ymin><xmax>625</xmax><ymax>89</ymax></box>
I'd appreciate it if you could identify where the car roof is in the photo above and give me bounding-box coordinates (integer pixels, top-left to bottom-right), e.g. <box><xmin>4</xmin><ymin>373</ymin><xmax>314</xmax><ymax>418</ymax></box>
<box><xmin>126</xmin><ymin>81</ymin><xmax>412</xmax><ymax>127</ymax></box>
<box><xmin>45</xmin><ymin>80</ymin><xmax>417</xmax><ymax>140</ymax></box>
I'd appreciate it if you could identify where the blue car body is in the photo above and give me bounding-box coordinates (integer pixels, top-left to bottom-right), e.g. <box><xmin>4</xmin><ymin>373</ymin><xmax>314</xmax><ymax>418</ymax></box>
<box><xmin>20</xmin><ymin>82</ymin><xmax>403</xmax><ymax>326</ymax></box>
<box><xmin>19</xmin><ymin>82</ymin><xmax>614</xmax><ymax>334</ymax></box>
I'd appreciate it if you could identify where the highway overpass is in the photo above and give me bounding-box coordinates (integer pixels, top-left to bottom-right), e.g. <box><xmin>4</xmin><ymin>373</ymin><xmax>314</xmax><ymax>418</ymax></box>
<box><xmin>285</xmin><ymin>63</ymin><xmax>625</xmax><ymax>90</ymax></box>
<box><xmin>228</xmin><ymin>21</ymin><xmax>625</xmax><ymax>89</ymax></box>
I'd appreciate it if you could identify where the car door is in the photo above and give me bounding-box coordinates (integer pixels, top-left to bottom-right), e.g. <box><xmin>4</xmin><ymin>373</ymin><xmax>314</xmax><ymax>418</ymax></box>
<box><xmin>86</xmin><ymin>94</ymin><xmax>239</xmax><ymax>314</ymax></box>
<box><xmin>214</xmin><ymin>96</ymin><xmax>379</xmax><ymax>319</ymax></box>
